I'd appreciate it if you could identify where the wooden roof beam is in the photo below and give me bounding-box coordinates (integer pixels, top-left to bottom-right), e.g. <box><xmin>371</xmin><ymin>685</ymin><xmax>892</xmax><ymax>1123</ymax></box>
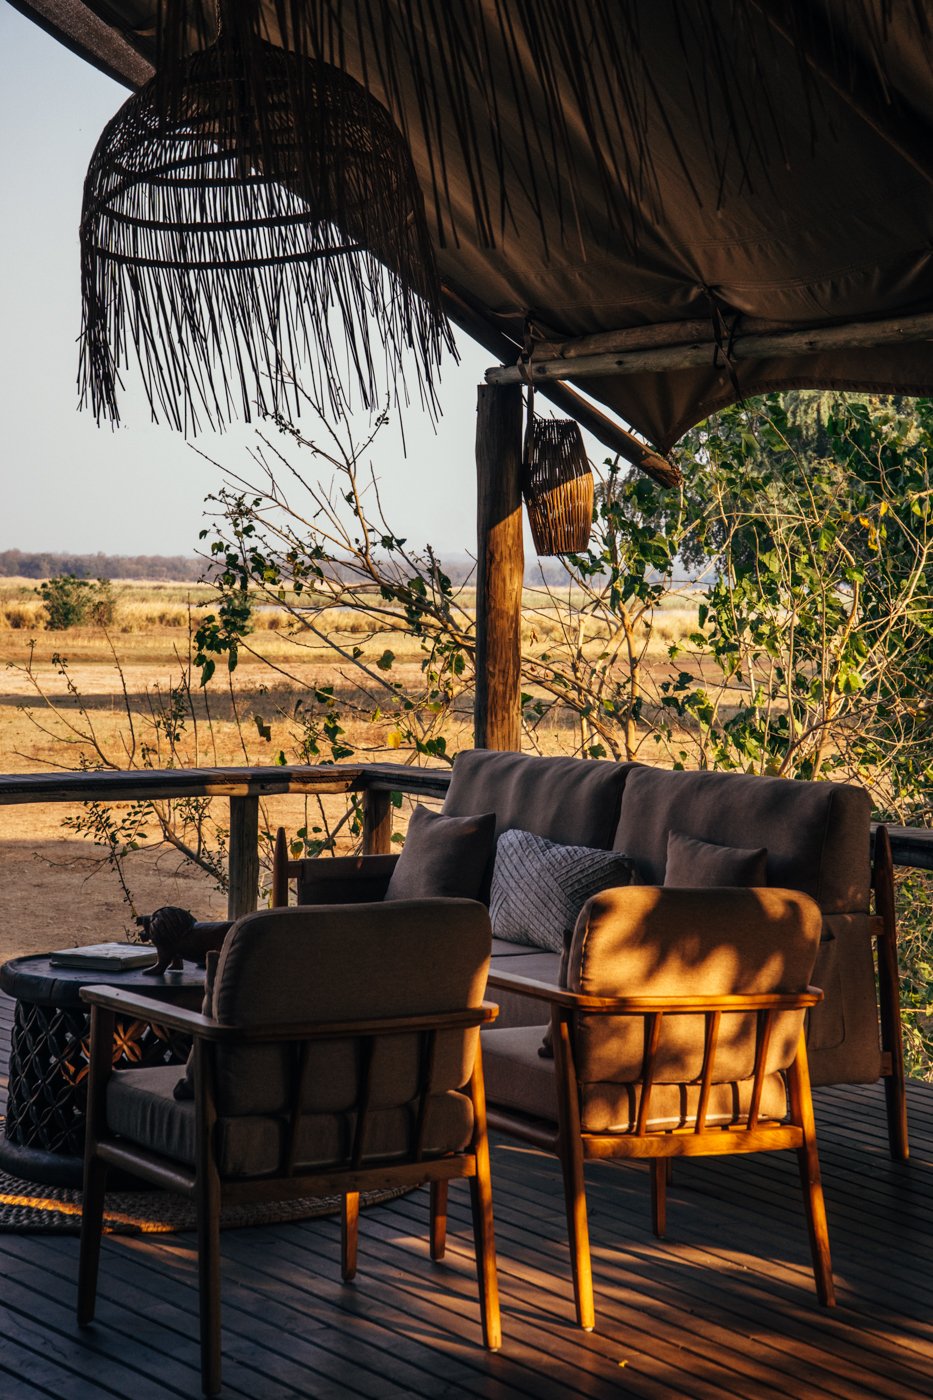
<box><xmin>443</xmin><ymin>285</ymin><xmax>681</xmax><ymax>489</ymax></box>
<box><xmin>486</xmin><ymin>309</ymin><xmax>933</xmax><ymax>388</ymax></box>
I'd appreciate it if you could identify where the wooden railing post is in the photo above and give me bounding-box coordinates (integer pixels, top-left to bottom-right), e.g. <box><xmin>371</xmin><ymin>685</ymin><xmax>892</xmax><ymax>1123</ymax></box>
<box><xmin>362</xmin><ymin>788</ymin><xmax>393</xmax><ymax>854</ymax></box>
<box><xmin>475</xmin><ymin>382</ymin><xmax>524</xmax><ymax>751</ymax></box>
<box><xmin>227</xmin><ymin>795</ymin><xmax>260</xmax><ymax>919</ymax></box>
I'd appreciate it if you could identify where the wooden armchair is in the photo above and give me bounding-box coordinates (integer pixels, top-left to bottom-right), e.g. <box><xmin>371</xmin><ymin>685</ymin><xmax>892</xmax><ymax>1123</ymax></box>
<box><xmin>272</xmin><ymin>825</ymin><xmax>398</xmax><ymax>907</ymax></box>
<box><xmin>77</xmin><ymin>902</ymin><xmax>501</xmax><ymax>1396</ymax></box>
<box><xmin>482</xmin><ymin>886</ymin><xmax>835</xmax><ymax>1328</ymax></box>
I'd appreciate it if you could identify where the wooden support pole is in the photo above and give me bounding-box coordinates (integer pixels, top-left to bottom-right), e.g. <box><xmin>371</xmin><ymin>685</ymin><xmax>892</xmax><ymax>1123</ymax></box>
<box><xmin>362</xmin><ymin>788</ymin><xmax>393</xmax><ymax>854</ymax></box>
<box><xmin>475</xmin><ymin>383</ymin><xmax>524</xmax><ymax>752</ymax></box>
<box><xmin>227</xmin><ymin>795</ymin><xmax>260</xmax><ymax>920</ymax></box>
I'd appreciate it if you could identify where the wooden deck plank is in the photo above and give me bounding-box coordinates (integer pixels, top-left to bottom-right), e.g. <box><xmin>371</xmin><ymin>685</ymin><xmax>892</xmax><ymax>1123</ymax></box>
<box><xmin>0</xmin><ymin>994</ymin><xmax>931</xmax><ymax>1398</ymax></box>
<box><xmin>431</xmin><ymin>1155</ymin><xmax>931</xmax><ymax>1399</ymax></box>
<box><xmin>395</xmin><ymin>1169</ymin><xmax>904</xmax><ymax>1400</ymax></box>
<box><xmin>229</xmin><ymin>1218</ymin><xmax>658</xmax><ymax>1400</ymax></box>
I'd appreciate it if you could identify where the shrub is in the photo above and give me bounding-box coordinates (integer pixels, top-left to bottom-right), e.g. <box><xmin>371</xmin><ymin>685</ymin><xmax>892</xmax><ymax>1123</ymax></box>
<box><xmin>38</xmin><ymin>575</ymin><xmax>116</xmax><ymax>630</ymax></box>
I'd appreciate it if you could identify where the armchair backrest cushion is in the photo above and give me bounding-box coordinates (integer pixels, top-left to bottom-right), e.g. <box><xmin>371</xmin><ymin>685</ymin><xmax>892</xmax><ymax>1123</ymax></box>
<box><xmin>209</xmin><ymin>901</ymin><xmax>491</xmax><ymax>1164</ymax></box>
<box><xmin>443</xmin><ymin>749</ymin><xmax>636</xmax><ymax>849</ymax></box>
<box><xmin>612</xmin><ymin>767</ymin><xmax>871</xmax><ymax>914</ymax></box>
<box><xmin>568</xmin><ymin>885</ymin><xmax>822</xmax><ymax>1088</ymax></box>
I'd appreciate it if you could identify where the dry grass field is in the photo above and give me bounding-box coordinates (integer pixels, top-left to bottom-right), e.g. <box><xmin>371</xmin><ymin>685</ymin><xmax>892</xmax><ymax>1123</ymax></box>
<box><xmin>0</xmin><ymin>576</ymin><xmax>698</xmax><ymax>961</ymax></box>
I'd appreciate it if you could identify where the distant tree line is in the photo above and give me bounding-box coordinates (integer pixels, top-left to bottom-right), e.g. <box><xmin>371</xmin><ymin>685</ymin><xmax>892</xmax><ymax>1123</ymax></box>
<box><xmin>0</xmin><ymin>548</ymin><xmax>572</xmax><ymax>587</ymax></box>
<box><xmin>0</xmin><ymin>550</ymin><xmax>202</xmax><ymax>581</ymax></box>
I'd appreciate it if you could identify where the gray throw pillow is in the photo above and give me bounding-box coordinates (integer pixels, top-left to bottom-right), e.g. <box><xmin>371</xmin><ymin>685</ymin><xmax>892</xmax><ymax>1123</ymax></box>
<box><xmin>384</xmin><ymin>805</ymin><xmax>496</xmax><ymax>902</ymax></box>
<box><xmin>490</xmin><ymin>828</ymin><xmax>635</xmax><ymax>954</ymax></box>
<box><xmin>663</xmin><ymin>830</ymin><xmax>768</xmax><ymax>887</ymax></box>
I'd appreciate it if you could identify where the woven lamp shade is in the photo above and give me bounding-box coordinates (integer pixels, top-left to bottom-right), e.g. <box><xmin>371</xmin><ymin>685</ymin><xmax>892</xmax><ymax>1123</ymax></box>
<box><xmin>79</xmin><ymin>19</ymin><xmax>453</xmax><ymax>432</ymax></box>
<box><xmin>522</xmin><ymin>418</ymin><xmax>595</xmax><ymax>556</ymax></box>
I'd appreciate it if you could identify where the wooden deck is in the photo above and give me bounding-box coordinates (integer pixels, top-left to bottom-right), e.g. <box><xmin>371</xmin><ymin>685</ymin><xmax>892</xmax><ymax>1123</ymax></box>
<box><xmin>0</xmin><ymin>991</ymin><xmax>931</xmax><ymax>1399</ymax></box>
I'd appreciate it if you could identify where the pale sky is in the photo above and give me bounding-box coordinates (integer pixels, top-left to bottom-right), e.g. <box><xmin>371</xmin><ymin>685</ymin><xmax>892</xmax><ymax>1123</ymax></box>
<box><xmin>0</xmin><ymin>4</ymin><xmax>516</xmax><ymax>559</ymax></box>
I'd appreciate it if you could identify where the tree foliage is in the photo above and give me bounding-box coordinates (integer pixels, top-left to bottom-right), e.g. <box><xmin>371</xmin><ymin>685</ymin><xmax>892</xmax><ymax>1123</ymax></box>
<box><xmin>662</xmin><ymin>394</ymin><xmax>933</xmax><ymax>823</ymax></box>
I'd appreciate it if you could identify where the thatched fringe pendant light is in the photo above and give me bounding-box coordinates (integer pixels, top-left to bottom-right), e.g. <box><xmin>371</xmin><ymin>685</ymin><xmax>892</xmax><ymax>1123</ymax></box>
<box><xmin>78</xmin><ymin>3</ymin><xmax>453</xmax><ymax>433</ymax></box>
<box><xmin>522</xmin><ymin>395</ymin><xmax>594</xmax><ymax>556</ymax></box>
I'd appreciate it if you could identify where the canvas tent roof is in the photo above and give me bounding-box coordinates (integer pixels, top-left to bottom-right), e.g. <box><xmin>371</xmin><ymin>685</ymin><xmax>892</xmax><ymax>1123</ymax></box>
<box><xmin>12</xmin><ymin>0</ymin><xmax>933</xmax><ymax>466</ymax></box>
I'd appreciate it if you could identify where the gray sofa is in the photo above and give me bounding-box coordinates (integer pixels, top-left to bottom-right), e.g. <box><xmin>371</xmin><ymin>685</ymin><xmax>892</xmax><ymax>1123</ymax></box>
<box><xmin>279</xmin><ymin>749</ymin><xmax>906</xmax><ymax>1157</ymax></box>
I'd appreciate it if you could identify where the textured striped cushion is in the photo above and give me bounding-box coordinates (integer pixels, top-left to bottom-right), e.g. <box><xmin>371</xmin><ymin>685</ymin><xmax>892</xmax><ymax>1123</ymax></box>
<box><xmin>490</xmin><ymin>829</ymin><xmax>634</xmax><ymax>953</ymax></box>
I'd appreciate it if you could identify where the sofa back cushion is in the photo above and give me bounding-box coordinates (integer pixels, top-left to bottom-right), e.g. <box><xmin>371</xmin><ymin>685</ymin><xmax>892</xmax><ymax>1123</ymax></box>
<box><xmin>443</xmin><ymin>749</ymin><xmax>635</xmax><ymax>849</ymax></box>
<box><xmin>210</xmin><ymin>902</ymin><xmax>490</xmax><ymax>1154</ymax></box>
<box><xmin>612</xmin><ymin>767</ymin><xmax>871</xmax><ymax>913</ymax></box>
<box><xmin>568</xmin><ymin>885</ymin><xmax>822</xmax><ymax>1086</ymax></box>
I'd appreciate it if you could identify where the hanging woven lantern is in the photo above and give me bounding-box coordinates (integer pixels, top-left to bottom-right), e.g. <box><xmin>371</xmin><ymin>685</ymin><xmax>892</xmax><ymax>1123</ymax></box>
<box><xmin>522</xmin><ymin>417</ymin><xmax>595</xmax><ymax>556</ymax></box>
<box><xmin>79</xmin><ymin>6</ymin><xmax>453</xmax><ymax>432</ymax></box>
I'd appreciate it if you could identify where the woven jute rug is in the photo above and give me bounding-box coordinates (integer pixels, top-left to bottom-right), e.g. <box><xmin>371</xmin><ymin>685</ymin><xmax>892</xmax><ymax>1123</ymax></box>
<box><xmin>0</xmin><ymin>1168</ymin><xmax>412</xmax><ymax>1235</ymax></box>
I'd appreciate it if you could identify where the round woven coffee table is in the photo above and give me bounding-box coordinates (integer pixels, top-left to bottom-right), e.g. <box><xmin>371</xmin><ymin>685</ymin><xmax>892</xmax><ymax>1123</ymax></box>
<box><xmin>0</xmin><ymin>954</ymin><xmax>205</xmax><ymax>1187</ymax></box>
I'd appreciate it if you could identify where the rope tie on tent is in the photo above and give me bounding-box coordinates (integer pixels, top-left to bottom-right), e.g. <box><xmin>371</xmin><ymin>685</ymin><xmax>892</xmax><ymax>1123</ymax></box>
<box><xmin>705</xmin><ymin>290</ymin><xmax>744</xmax><ymax>399</ymax></box>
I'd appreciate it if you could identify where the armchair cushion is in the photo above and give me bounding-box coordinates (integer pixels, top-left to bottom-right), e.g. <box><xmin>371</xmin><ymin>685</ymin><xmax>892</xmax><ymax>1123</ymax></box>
<box><xmin>384</xmin><ymin>805</ymin><xmax>496</xmax><ymax>903</ymax></box>
<box><xmin>489</xmin><ymin>829</ymin><xmax>635</xmax><ymax>953</ymax></box>
<box><xmin>211</xmin><ymin>901</ymin><xmax>490</xmax><ymax>1123</ymax></box>
<box><xmin>569</xmin><ymin>886</ymin><xmax>822</xmax><ymax>1086</ymax></box>
<box><xmin>109</xmin><ymin>1065</ymin><xmax>473</xmax><ymax>1176</ymax></box>
<box><xmin>482</xmin><ymin>1025</ymin><xmax>789</xmax><ymax>1132</ymax></box>
<box><xmin>663</xmin><ymin>830</ymin><xmax>768</xmax><ymax>888</ymax></box>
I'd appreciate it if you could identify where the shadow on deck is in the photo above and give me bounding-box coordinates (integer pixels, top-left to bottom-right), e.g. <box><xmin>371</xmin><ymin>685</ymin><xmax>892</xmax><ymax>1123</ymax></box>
<box><xmin>0</xmin><ymin>992</ymin><xmax>930</xmax><ymax>1399</ymax></box>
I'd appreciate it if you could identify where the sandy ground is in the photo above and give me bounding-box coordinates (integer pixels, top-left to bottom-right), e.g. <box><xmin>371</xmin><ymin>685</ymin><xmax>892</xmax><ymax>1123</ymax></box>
<box><xmin>0</xmin><ymin>626</ymin><xmax>370</xmax><ymax>962</ymax></box>
<box><xmin>0</xmin><ymin>807</ymin><xmax>230</xmax><ymax>960</ymax></box>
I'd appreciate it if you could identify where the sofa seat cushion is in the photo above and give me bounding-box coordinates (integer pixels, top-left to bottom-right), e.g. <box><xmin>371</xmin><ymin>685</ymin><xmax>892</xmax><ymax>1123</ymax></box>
<box><xmin>483</xmin><ymin>1026</ymin><xmax>560</xmax><ymax>1121</ymax></box>
<box><xmin>482</xmin><ymin>1026</ymin><xmax>789</xmax><ymax>1133</ymax></box>
<box><xmin>490</xmin><ymin>829</ymin><xmax>635</xmax><ymax>952</ymax></box>
<box><xmin>487</xmin><ymin>949</ymin><xmax>560</xmax><ymax>1029</ymax></box>
<box><xmin>107</xmin><ymin>1065</ymin><xmax>473</xmax><ymax>1177</ymax></box>
<box><xmin>613</xmin><ymin>767</ymin><xmax>871</xmax><ymax>913</ymax></box>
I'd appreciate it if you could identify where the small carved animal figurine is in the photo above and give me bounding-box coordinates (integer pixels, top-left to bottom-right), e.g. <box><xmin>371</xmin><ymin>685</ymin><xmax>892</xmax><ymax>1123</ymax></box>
<box><xmin>136</xmin><ymin>906</ymin><xmax>232</xmax><ymax>974</ymax></box>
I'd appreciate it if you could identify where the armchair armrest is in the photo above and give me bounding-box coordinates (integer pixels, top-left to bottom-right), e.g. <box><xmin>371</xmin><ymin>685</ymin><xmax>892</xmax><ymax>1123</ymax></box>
<box><xmin>80</xmin><ymin>983</ymin><xmax>499</xmax><ymax>1042</ymax></box>
<box><xmin>487</xmin><ymin>969</ymin><xmax>822</xmax><ymax>1015</ymax></box>
<box><xmin>80</xmin><ymin>985</ymin><xmax>234</xmax><ymax>1038</ymax></box>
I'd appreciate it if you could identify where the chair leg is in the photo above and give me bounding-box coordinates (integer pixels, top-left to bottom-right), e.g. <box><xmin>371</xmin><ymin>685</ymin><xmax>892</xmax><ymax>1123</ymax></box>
<box><xmin>552</xmin><ymin>1013</ymin><xmax>596</xmax><ymax>1330</ymax></box>
<box><xmin>468</xmin><ymin>1055</ymin><xmax>501</xmax><ymax>1351</ymax></box>
<box><xmin>77</xmin><ymin>1155</ymin><xmax>108</xmax><ymax>1327</ymax></box>
<box><xmin>341</xmin><ymin>1192</ymin><xmax>360</xmax><ymax>1281</ymax></box>
<box><xmin>195</xmin><ymin>1039</ymin><xmax>223</xmax><ymax>1397</ymax></box>
<box><xmin>795</xmin><ymin>1140</ymin><xmax>835</xmax><ymax>1307</ymax></box>
<box><xmin>873</xmin><ymin>823</ymin><xmax>909</xmax><ymax>1161</ymax></box>
<box><xmin>884</xmin><ymin>1071</ymin><xmax>909</xmax><ymax>1164</ymax></box>
<box><xmin>650</xmin><ymin>1160</ymin><xmax>667</xmax><ymax>1239</ymax></box>
<box><xmin>469</xmin><ymin>1169</ymin><xmax>501</xmax><ymax>1351</ymax></box>
<box><xmin>197</xmin><ymin>1166</ymin><xmax>223</xmax><ymax>1396</ymax></box>
<box><xmin>430</xmin><ymin>1179</ymin><xmax>448</xmax><ymax>1261</ymax></box>
<box><xmin>78</xmin><ymin>1003</ymin><xmax>114</xmax><ymax>1329</ymax></box>
<box><xmin>788</xmin><ymin>1039</ymin><xmax>835</xmax><ymax>1307</ymax></box>
<box><xmin>557</xmin><ymin>1130</ymin><xmax>596</xmax><ymax>1330</ymax></box>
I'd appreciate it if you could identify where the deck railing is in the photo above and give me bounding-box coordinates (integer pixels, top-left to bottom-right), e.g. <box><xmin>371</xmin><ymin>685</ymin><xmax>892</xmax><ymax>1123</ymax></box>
<box><xmin>0</xmin><ymin>763</ymin><xmax>929</xmax><ymax>917</ymax></box>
